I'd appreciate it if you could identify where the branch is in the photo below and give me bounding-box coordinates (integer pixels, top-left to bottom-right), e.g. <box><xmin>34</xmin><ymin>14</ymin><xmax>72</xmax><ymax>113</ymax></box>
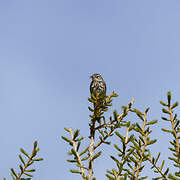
<box><xmin>94</xmin><ymin>127</ymin><xmax>113</xmax><ymax>150</ymax></box>
<box><xmin>87</xmin><ymin>92</ymin><xmax>119</xmax><ymax>180</ymax></box>
<box><xmin>168</xmin><ymin>105</ymin><xmax>180</xmax><ymax>161</ymax></box>
<box><xmin>94</xmin><ymin>99</ymin><xmax>134</xmax><ymax>150</ymax></box>
<box><xmin>69</xmin><ymin>128</ymin><xmax>87</xmax><ymax>180</ymax></box>
<box><xmin>148</xmin><ymin>157</ymin><xmax>168</xmax><ymax>180</ymax></box>
<box><xmin>136</xmin><ymin>112</ymin><xmax>148</xmax><ymax>178</ymax></box>
<box><xmin>88</xmin><ymin>121</ymin><xmax>95</xmax><ymax>180</ymax></box>
<box><xmin>10</xmin><ymin>141</ymin><xmax>43</xmax><ymax>179</ymax></box>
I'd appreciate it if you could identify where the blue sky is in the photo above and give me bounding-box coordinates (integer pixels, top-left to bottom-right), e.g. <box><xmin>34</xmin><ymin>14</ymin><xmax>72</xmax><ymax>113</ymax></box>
<box><xmin>1</xmin><ymin>0</ymin><xmax>180</xmax><ymax>179</ymax></box>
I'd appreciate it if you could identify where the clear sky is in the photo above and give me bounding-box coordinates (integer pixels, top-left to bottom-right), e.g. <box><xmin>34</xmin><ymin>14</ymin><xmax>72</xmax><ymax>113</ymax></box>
<box><xmin>1</xmin><ymin>0</ymin><xmax>180</xmax><ymax>179</ymax></box>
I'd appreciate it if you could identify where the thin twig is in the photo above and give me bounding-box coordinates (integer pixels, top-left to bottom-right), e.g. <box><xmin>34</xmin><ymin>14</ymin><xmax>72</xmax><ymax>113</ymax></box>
<box><xmin>17</xmin><ymin>154</ymin><xmax>34</xmax><ymax>180</ymax></box>
<box><xmin>87</xmin><ymin>92</ymin><xmax>118</xmax><ymax>180</ymax></box>
<box><xmin>69</xmin><ymin>128</ymin><xmax>87</xmax><ymax>180</ymax></box>
<box><xmin>88</xmin><ymin>119</ymin><xmax>96</xmax><ymax>180</ymax></box>
<box><xmin>120</xmin><ymin>127</ymin><xmax>129</xmax><ymax>164</ymax></box>
<box><xmin>133</xmin><ymin>111</ymin><xmax>148</xmax><ymax>179</ymax></box>
<box><xmin>168</xmin><ymin>105</ymin><xmax>180</xmax><ymax>161</ymax></box>
<box><xmin>94</xmin><ymin>102</ymin><xmax>134</xmax><ymax>150</ymax></box>
<box><xmin>148</xmin><ymin>158</ymin><xmax>168</xmax><ymax>180</ymax></box>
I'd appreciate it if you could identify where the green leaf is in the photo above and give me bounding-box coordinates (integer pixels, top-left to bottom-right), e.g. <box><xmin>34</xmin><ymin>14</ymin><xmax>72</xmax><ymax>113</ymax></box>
<box><xmin>79</xmin><ymin>147</ymin><xmax>88</xmax><ymax>156</ymax></box>
<box><xmin>146</xmin><ymin>120</ymin><xmax>158</xmax><ymax>126</ymax></box>
<box><xmin>33</xmin><ymin>141</ymin><xmax>38</xmax><ymax>150</ymax></box>
<box><xmin>111</xmin><ymin>93</ymin><xmax>118</xmax><ymax>97</ymax></box>
<box><xmin>175</xmin><ymin>120</ymin><xmax>180</xmax><ymax>129</ymax></box>
<box><xmin>61</xmin><ymin>136</ymin><xmax>73</xmax><ymax>145</ymax></box>
<box><xmin>152</xmin><ymin>157</ymin><xmax>155</xmax><ymax>164</ymax></box>
<box><xmin>161</xmin><ymin>128</ymin><xmax>173</xmax><ymax>133</ymax></box>
<box><xmin>167</xmin><ymin>91</ymin><xmax>171</xmax><ymax>105</ymax></box>
<box><xmin>67</xmin><ymin>151</ymin><xmax>73</xmax><ymax>155</ymax></box>
<box><xmin>145</xmin><ymin>107</ymin><xmax>150</xmax><ymax>113</ymax></box>
<box><xmin>139</xmin><ymin>176</ymin><xmax>148</xmax><ymax>180</ymax></box>
<box><xmin>160</xmin><ymin>160</ymin><xmax>165</xmax><ymax>170</ymax></box>
<box><xmin>77</xmin><ymin>142</ymin><xmax>81</xmax><ymax>152</ymax></box>
<box><xmin>73</xmin><ymin>129</ymin><xmax>80</xmax><ymax>140</ymax></box>
<box><xmin>106</xmin><ymin>170</ymin><xmax>113</xmax><ymax>175</ymax></box>
<box><xmin>134</xmin><ymin>109</ymin><xmax>144</xmax><ymax>115</ymax></box>
<box><xmin>88</xmin><ymin>106</ymin><xmax>94</xmax><ymax>112</ymax></box>
<box><xmin>160</xmin><ymin>101</ymin><xmax>168</xmax><ymax>106</ymax></box>
<box><xmin>89</xmin><ymin>114</ymin><xmax>94</xmax><ymax>118</ymax></box>
<box><xmin>122</xmin><ymin>105</ymin><xmax>127</xmax><ymax>110</ymax></box>
<box><xmin>127</xmin><ymin>134</ymin><xmax>134</xmax><ymax>143</ymax></box>
<box><xmin>124</xmin><ymin>168</ymin><xmax>136</xmax><ymax>177</ymax></box>
<box><xmin>19</xmin><ymin>164</ymin><xmax>23</xmax><ymax>172</ymax></box>
<box><xmin>136</xmin><ymin>123</ymin><xmax>143</xmax><ymax>131</ymax></box>
<box><xmin>147</xmin><ymin>139</ymin><xmax>157</xmax><ymax>145</ymax></box>
<box><xmin>76</xmin><ymin>164</ymin><xmax>87</xmax><ymax>169</ymax></box>
<box><xmin>32</xmin><ymin>149</ymin><xmax>37</xmax><ymax>157</ymax></box>
<box><xmin>110</xmin><ymin>155</ymin><xmax>119</xmax><ymax>164</ymax></box>
<box><xmin>162</xmin><ymin>108</ymin><xmax>170</xmax><ymax>114</ymax></box>
<box><xmin>98</xmin><ymin>129</ymin><xmax>104</xmax><ymax>137</ymax></box>
<box><xmin>168</xmin><ymin>147</ymin><xmax>175</xmax><ymax>152</ymax></box>
<box><xmin>81</xmin><ymin>157</ymin><xmax>88</xmax><ymax>161</ymax></box>
<box><xmin>129</xmin><ymin>124</ymin><xmax>136</xmax><ymax>131</ymax></box>
<box><xmin>174</xmin><ymin>163</ymin><xmax>180</xmax><ymax>168</ymax></box>
<box><xmin>127</xmin><ymin>162</ymin><xmax>133</xmax><ymax>170</ymax></box>
<box><xmin>114</xmin><ymin>144</ymin><xmax>122</xmax><ymax>153</ymax></box>
<box><xmin>128</xmin><ymin>101</ymin><xmax>133</xmax><ymax>108</ymax></box>
<box><xmin>24</xmin><ymin>172</ymin><xmax>33</xmax><ymax>177</ymax></box>
<box><xmin>168</xmin><ymin>157</ymin><xmax>179</xmax><ymax>164</ymax></box>
<box><xmin>92</xmin><ymin>151</ymin><xmax>102</xmax><ymax>161</ymax></box>
<box><xmin>19</xmin><ymin>154</ymin><xmax>25</xmax><ymax>165</ymax></box>
<box><xmin>67</xmin><ymin>159</ymin><xmax>77</xmax><ymax>163</ymax></box>
<box><xmin>175</xmin><ymin>172</ymin><xmax>180</xmax><ymax>177</ymax></box>
<box><xmin>32</xmin><ymin>158</ymin><xmax>43</xmax><ymax>161</ymax></box>
<box><xmin>10</xmin><ymin>168</ymin><xmax>17</xmax><ymax>178</ymax></box>
<box><xmin>161</xmin><ymin>117</ymin><xmax>170</xmax><ymax>121</ymax></box>
<box><xmin>64</xmin><ymin>128</ymin><xmax>70</xmax><ymax>132</ymax></box>
<box><xmin>126</xmin><ymin>121</ymin><xmax>130</xmax><ymax>127</ymax></box>
<box><xmin>25</xmin><ymin>169</ymin><xmax>36</xmax><ymax>172</ymax></box>
<box><xmin>88</xmin><ymin>97</ymin><xmax>95</xmax><ymax>103</ymax></box>
<box><xmin>115</xmin><ymin>132</ymin><xmax>124</xmax><ymax>142</ymax></box>
<box><xmin>70</xmin><ymin>169</ymin><xmax>81</xmax><ymax>174</ymax></box>
<box><xmin>155</xmin><ymin>152</ymin><xmax>160</xmax><ymax>164</ymax></box>
<box><xmin>137</xmin><ymin>114</ymin><xmax>144</xmax><ymax>121</ymax></box>
<box><xmin>76</xmin><ymin>137</ymin><xmax>84</xmax><ymax>141</ymax></box>
<box><xmin>103</xmin><ymin>141</ymin><xmax>111</xmax><ymax>145</ymax></box>
<box><xmin>10</xmin><ymin>174</ymin><xmax>15</xmax><ymax>180</ymax></box>
<box><xmin>171</xmin><ymin>102</ymin><xmax>179</xmax><ymax>109</ymax></box>
<box><xmin>105</xmin><ymin>174</ymin><xmax>115</xmax><ymax>180</ymax></box>
<box><xmin>28</xmin><ymin>161</ymin><xmax>34</xmax><ymax>166</ymax></box>
<box><xmin>71</xmin><ymin>148</ymin><xmax>77</xmax><ymax>157</ymax></box>
<box><xmin>173</xmin><ymin>114</ymin><xmax>177</xmax><ymax>120</ymax></box>
<box><xmin>168</xmin><ymin>173</ymin><xmax>179</xmax><ymax>179</ymax></box>
<box><xmin>20</xmin><ymin>148</ymin><xmax>29</xmax><ymax>158</ymax></box>
<box><xmin>113</xmin><ymin>110</ymin><xmax>118</xmax><ymax>121</ymax></box>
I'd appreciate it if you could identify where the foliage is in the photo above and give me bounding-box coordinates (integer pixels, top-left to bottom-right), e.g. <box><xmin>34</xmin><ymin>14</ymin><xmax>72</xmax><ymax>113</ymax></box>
<box><xmin>62</xmin><ymin>91</ymin><xmax>180</xmax><ymax>180</ymax></box>
<box><xmin>4</xmin><ymin>141</ymin><xmax>43</xmax><ymax>180</ymax></box>
<box><xmin>4</xmin><ymin>91</ymin><xmax>180</xmax><ymax>179</ymax></box>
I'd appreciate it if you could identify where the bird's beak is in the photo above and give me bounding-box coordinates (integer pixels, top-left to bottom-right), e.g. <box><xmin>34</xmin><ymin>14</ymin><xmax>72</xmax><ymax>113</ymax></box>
<box><xmin>90</xmin><ymin>75</ymin><xmax>92</xmax><ymax>79</ymax></box>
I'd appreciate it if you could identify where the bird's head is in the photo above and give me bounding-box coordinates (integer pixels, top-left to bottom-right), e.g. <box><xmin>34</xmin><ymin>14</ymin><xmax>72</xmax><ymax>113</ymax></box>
<box><xmin>90</xmin><ymin>73</ymin><xmax>104</xmax><ymax>82</ymax></box>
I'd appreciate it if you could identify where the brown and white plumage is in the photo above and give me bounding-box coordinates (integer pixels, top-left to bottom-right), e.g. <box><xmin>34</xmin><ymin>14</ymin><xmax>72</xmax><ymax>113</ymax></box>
<box><xmin>90</xmin><ymin>73</ymin><xmax>106</xmax><ymax>99</ymax></box>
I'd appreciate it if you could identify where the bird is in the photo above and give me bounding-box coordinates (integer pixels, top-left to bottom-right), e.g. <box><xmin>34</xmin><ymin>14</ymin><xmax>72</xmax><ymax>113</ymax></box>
<box><xmin>90</xmin><ymin>74</ymin><xmax>106</xmax><ymax>123</ymax></box>
<box><xmin>90</xmin><ymin>73</ymin><xmax>106</xmax><ymax>102</ymax></box>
